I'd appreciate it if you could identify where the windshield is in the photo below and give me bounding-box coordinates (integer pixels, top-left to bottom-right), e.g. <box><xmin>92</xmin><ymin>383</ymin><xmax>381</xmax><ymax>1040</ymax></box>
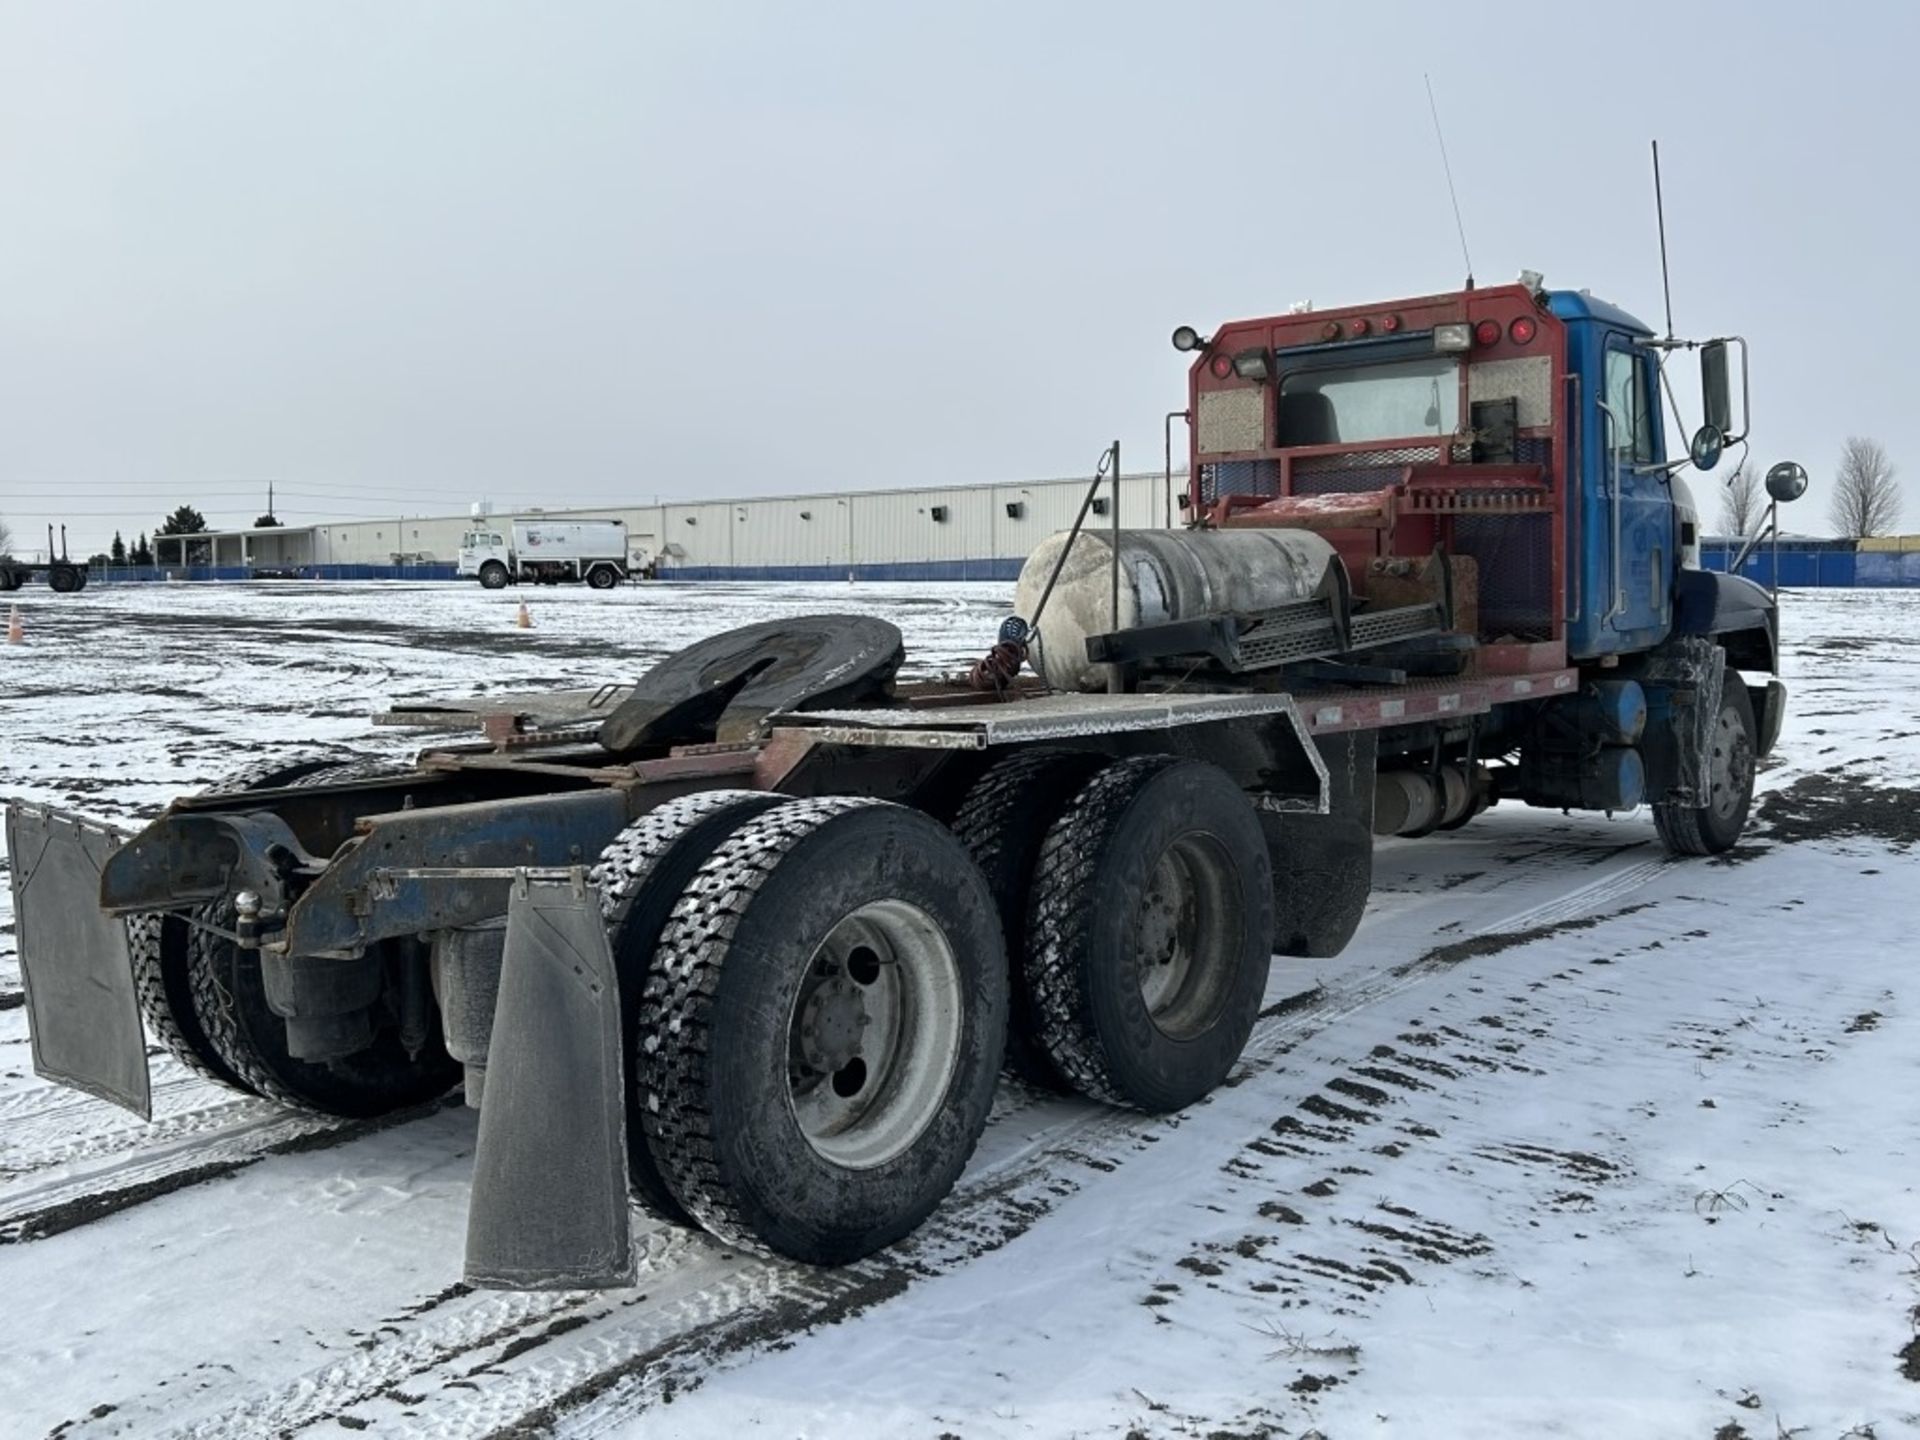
<box><xmin>1277</xmin><ymin>356</ymin><xmax>1460</xmax><ymax>447</ymax></box>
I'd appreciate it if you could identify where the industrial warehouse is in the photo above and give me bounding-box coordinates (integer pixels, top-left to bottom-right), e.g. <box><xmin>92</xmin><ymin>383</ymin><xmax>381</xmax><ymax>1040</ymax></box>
<box><xmin>145</xmin><ymin>469</ymin><xmax>1188</xmax><ymax>581</ymax></box>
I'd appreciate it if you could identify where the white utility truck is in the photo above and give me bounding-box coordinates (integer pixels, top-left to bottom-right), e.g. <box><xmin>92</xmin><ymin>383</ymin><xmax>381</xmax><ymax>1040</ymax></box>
<box><xmin>458</xmin><ymin>518</ymin><xmax>629</xmax><ymax>589</ymax></box>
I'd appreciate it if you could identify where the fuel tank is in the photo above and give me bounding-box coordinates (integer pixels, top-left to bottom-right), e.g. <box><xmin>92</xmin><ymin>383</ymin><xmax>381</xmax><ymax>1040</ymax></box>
<box><xmin>1014</xmin><ymin>528</ymin><xmax>1339</xmax><ymax>692</ymax></box>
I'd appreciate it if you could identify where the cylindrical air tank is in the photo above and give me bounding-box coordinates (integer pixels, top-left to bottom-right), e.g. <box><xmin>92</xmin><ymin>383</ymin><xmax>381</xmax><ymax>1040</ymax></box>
<box><xmin>1014</xmin><ymin>528</ymin><xmax>1339</xmax><ymax>692</ymax></box>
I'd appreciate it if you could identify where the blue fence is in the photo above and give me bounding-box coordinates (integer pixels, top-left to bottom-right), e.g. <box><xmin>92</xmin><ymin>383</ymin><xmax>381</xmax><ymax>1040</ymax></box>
<box><xmin>83</xmin><ymin>563</ymin><xmax>463</xmax><ymax>584</ymax></box>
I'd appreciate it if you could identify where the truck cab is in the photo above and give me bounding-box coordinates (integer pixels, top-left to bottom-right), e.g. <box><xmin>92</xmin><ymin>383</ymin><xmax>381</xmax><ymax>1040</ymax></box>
<box><xmin>1182</xmin><ymin>277</ymin><xmax>1767</xmax><ymax>672</ymax></box>
<box><xmin>456</xmin><ymin>528</ymin><xmax>510</xmax><ymax>580</ymax></box>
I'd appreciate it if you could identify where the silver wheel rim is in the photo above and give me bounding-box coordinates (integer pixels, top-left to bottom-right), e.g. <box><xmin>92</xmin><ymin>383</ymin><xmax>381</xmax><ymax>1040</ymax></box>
<box><xmin>1708</xmin><ymin>703</ymin><xmax>1753</xmax><ymax>821</ymax></box>
<box><xmin>1136</xmin><ymin>832</ymin><xmax>1242</xmax><ymax>1040</ymax></box>
<box><xmin>786</xmin><ymin>899</ymin><xmax>962</xmax><ymax>1170</ymax></box>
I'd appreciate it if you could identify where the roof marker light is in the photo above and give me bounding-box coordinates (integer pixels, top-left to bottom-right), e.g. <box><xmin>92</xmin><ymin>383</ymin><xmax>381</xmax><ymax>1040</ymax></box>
<box><xmin>1347</xmin><ymin>318</ymin><xmax>1370</xmax><ymax>338</ymax></box>
<box><xmin>1508</xmin><ymin>316</ymin><xmax>1537</xmax><ymax>345</ymax></box>
<box><xmin>1474</xmin><ymin>319</ymin><xmax>1502</xmax><ymax>347</ymax></box>
<box><xmin>1209</xmin><ymin>353</ymin><xmax>1234</xmax><ymax>379</ymax></box>
<box><xmin>1381</xmin><ymin>313</ymin><xmax>1402</xmax><ymax>333</ymax></box>
<box><xmin>1321</xmin><ymin>320</ymin><xmax>1342</xmax><ymax>341</ymax></box>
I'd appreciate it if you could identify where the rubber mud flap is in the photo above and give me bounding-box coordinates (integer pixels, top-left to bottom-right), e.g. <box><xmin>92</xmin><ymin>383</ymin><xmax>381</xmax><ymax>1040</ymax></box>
<box><xmin>465</xmin><ymin>875</ymin><xmax>634</xmax><ymax>1290</ymax></box>
<box><xmin>1259</xmin><ymin>810</ymin><xmax>1373</xmax><ymax>959</ymax></box>
<box><xmin>596</xmin><ymin>615</ymin><xmax>904</xmax><ymax>750</ymax></box>
<box><xmin>4</xmin><ymin>803</ymin><xmax>149</xmax><ymax>1117</ymax></box>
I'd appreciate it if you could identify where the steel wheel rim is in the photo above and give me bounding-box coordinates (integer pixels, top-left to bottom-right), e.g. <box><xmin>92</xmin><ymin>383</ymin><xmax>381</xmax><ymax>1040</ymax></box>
<box><xmin>786</xmin><ymin>898</ymin><xmax>962</xmax><ymax>1170</ymax></box>
<box><xmin>1709</xmin><ymin>703</ymin><xmax>1752</xmax><ymax>821</ymax></box>
<box><xmin>1136</xmin><ymin>832</ymin><xmax>1242</xmax><ymax>1040</ymax></box>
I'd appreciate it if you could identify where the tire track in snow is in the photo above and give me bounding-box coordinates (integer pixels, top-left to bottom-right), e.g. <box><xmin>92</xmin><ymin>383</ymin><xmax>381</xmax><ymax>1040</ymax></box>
<box><xmin>71</xmin><ymin>845</ymin><xmax>1676</xmax><ymax>1440</ymax></box>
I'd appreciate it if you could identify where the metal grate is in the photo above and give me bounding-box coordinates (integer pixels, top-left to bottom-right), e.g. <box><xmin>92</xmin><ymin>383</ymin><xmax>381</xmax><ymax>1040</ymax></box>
<box><xmin>1453</xmin><ymin>513</ymin><xmax>1553</xmax><ymax>640</ymax></box>
<box><xmin>1199</xmin><ymin>459</ymin><xmax>1280</xmax><ymax>505</ymax></box>
<box><xmin>1233</xmin><ymin>600</ymin><xmax>1445</xmax><ymax>671</ymax></box>
<box><xmin>1291</xmin><ymin>445</ymin><xmax>1443</xmax><ymax>497</ymax></box>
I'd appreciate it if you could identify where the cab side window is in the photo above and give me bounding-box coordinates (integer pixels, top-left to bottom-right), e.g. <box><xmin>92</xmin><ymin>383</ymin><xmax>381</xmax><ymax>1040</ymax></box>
<box><xmin>1603</xmin><ymin>347</ymin><xmax>1655</xmax><ymax>464</ymax></box>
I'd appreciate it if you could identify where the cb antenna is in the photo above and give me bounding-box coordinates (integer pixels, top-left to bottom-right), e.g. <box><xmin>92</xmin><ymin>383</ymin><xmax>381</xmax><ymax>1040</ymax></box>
<box><xmin>1424</xmin><ymin>73</ymin><xmax>1474</xmax><ymax>289</ymax></box>
<box><xmin>1652</xmin><ymin>138</ymin><xmax>1674</xmax><ymax>340</ymax></box>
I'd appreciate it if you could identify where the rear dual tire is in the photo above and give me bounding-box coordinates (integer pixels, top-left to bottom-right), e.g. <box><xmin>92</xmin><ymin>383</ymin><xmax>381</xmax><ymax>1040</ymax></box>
<box><xmin>130</xmin><ymin>752</ymin><xmax>460</xmax><ymax>1116</ymax></box>
<box><xmin>625</xmin><ymin>798</ymin><xmax>1007</xmax><ymax>1264</ymax></box>
<box><xmin>1024</xmin><ymin>757</ymin><xmax>1274</xmax><ymax>1112</ymax></box>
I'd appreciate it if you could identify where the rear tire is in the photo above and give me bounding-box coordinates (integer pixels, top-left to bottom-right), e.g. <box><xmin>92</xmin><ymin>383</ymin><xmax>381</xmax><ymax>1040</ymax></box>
<box><xmin>1654</xmin><ymin>672</ymin><xmax>1757</xmax><ymax>856</ymax></box>
<box><xmin>950</xmin><ymin>747</ymin><xmax>1109</xmax><ymax>1091</ymax></box>
<box><xmin>129</xmin><ymin>747</ymin><xmax>359</xmax><ymax>1092</ymax></box>
<box><xmin>587</xmin><ymin>565</ymin><xmax>618</xmax><ymax>590</ymax></box>
<box><xmin>588</xmin><ymin>790</ymin><xmax>785</xmax><ymax>1223</ymax></box>
<box><xmin>188</xmin><ymin>756</ymin><xmax>460</xmax><ymax>1116</ymax></box>
<box><xmin>479</xmin><ymin>561</ymin><xmax>509</xmax><ymax>590</ymax></box>
<box><xmin>638</xmin><ymin>798</ymin><xmax>1007</xmax><ymax>1264</ymax></box>
<box><xmin>48</xmin><ymin>566</ymin><xmax>79</xmax><ymax>594</ymax></box>
<box><xmin>1026</xmin><ymin>757</ymin><xmax>1274</xmax><ymax>1112</ymax></box>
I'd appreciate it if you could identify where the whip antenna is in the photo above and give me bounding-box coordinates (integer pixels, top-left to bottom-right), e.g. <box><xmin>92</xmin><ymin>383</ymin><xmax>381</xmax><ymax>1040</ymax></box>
<box><xmin>1424</xmin><ymin>73</ymin><xmax>1474</xmax><ymax>288</ymax></box>
<box><xmin>1652</xmin><ymin>139</ymin><xmax>1675</xmax><ymax>340</ymax></box>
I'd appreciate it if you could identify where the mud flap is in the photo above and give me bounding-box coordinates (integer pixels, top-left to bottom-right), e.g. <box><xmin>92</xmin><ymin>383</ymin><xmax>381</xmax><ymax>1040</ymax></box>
<box><xmin>4</xmin><ymin>802</ymin><xmax>149</xmax><ymax>1117</ymax></box>
<box><xmin>465</xmin><ymin>872</ymin><xmax>634</xmax><ymax>1290</ymax></box>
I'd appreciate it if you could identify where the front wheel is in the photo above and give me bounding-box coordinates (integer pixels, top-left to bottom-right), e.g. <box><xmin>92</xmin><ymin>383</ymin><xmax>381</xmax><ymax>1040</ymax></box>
<box><xmin>587</xmin><ymin>565</ymin><xmax>618</xmax><ymax>590</ymax></box>
<box><xmin>636</xmin><ymin>798</ymin><xmax>1007</xmax><ymax>1265</ymax></box>
<box><xmin>478</xmin><ymin>561</ymin><xmax>509</xmax><ymax>590</ymax></box>
<box><xmin>1654</xmin><ymin>673</ymin><xmax>1757</xmax><ymax>856</ymax></box>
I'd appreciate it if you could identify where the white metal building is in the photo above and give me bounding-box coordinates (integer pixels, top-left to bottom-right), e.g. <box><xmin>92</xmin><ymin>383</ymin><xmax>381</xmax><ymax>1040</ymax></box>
<box><xmin>168</xmin><ymin>470</ymin><xmax>1189</xmax><ymax>581</ymax></box>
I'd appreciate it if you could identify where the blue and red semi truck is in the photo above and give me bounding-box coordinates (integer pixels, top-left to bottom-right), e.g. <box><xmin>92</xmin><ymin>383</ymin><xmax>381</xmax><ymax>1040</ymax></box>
<box><xmin>6</xmin><ymin>274</ymin><xmax>1797</xmax><ymax>1284</ymax></box>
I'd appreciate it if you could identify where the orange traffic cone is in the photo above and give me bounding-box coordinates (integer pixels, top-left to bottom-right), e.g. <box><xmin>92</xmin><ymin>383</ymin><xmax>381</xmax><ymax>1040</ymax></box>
<box><xmin>515</xmin><ymin>600</ymin><xmax>532</xmax><ymax>630</ymax></box>
<box><xmin>5</xmin><ymin>605</ymin><xmax>22</xmax><ymax>645</ymax></box>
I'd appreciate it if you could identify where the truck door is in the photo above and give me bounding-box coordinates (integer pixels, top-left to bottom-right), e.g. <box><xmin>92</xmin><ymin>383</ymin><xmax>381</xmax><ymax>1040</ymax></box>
<box><xmin>1597</xmin><ymin>335</ymin><xmax>1673</xmax><ymax>649</ymax></box>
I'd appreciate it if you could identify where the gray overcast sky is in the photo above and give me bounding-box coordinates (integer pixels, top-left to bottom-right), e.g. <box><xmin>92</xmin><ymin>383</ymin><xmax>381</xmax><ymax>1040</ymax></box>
<box><xmin>2</xmin><ymin>0</ymin><xmax>1915</xmax><ymax>552</ymax></box>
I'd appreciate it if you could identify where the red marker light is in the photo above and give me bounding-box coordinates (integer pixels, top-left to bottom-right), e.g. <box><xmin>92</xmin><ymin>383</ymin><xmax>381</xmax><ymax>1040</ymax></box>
<box><xmin>1347</xmin><ymin>317</ymin><xmax>1371</xmax><ymax>338</ymax></box>
<box><xmin>1380</xmin><ymin>313</ymin><xmax>1402</xmax><ymax>333</ymax></box>
<box><xmin>1474</xmin><ymin>319</ymin><xmax>1502</xmax><ymax>347</ymax></box>
<box><xmin>1509</xmin><ymin>316</ymin><xmax>1538</xmax><ymax>345</ymax></box>
<box><xmin>1209</xmin><ymin>353</ymin><xmax>1234</xmax><ymax>379</ymax></box>
<box><xmin>1321</xmin><ymin>320</ymin><xmax>1342</xmax><ymax>342</ymax></box>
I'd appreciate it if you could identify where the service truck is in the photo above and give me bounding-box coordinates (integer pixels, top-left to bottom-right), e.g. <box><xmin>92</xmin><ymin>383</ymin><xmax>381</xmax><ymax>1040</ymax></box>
<box><xmin>457</xmin><ymin>517</ymin><xmax>629</xmax><ymax>589</ymax></box>
<box><xmin>7</xmin><ymin>273</ymin><xmax>1807</xmax><ymax>1288</ymax></box>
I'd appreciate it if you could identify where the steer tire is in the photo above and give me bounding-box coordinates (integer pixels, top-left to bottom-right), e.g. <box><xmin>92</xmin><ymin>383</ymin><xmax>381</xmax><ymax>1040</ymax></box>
<box><xmin>588</xmin><ymin>790</ymin><xmax>786</xmax><ymax>1223</ymax></box>
<box><xmin>951</xmin><ymin>747</ymin><xmax>1110</xmax><ymax>1091</ymax></box>
<box><xmin>638</xmin><ymin>798</ymin><xmax>1007</xmax><ymax>1264</ymax></box>
<box><xmin>188</xmin><ymin>755</ymin><xmax>459</xmax><ymax>1116</ymax></box>
<box><xmin>128</xmin><ymin>747</ymin><xmax>359</xmax><ymax>1092</ymax></box>
<box><xmin>1654</xmin><ymin>672</ymin><xmax>1757</xmax><ymax>856</ymax></box>
<box><xmin>1026</xmin><ymin>756</ymin><xmax>1274</xmax><ymax>1113</ymax></box>
<box><xmin>587</xmin><ymin>565</ymin><xmax>618</xmax><ymax>590</ymax></box>
<box><xmin>479</xmin><ymin>561</ymin><xmax>509</xmax><ymax>590</ymax></box>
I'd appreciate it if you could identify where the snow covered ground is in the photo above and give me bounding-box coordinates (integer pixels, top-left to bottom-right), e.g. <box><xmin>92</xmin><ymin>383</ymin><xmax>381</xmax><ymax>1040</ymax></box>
<box><xmin>2</xmin><ymin>579</ymin><xmax>1917</xmax><ymax>1440</ymax></box>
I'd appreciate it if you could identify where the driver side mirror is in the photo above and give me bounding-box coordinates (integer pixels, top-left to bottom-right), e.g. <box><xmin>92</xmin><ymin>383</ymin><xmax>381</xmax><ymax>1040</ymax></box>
<box><xmin>1701</xmin><ymin>341</ymin><xmax>1733</xmax><ymax>437</ymax></box>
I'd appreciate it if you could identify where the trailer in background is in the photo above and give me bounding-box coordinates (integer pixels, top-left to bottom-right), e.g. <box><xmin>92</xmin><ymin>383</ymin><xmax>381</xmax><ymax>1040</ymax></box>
<box><xmin>0</xmin><ymin>526</ymin><xmax>90</xmax><ymax>594</ymax></box>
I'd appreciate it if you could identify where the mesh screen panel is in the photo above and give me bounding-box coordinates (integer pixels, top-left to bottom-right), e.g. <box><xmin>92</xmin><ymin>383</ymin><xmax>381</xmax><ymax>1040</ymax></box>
<box><xmin>1453</xmin><ymin>512</ymin><xmax>1554</xmax><ymax>640</ymax></box>
<box><xmin>1292</xmin><ymin>445</ymin><xmax>1443</xmax><ymax>496</ymax></box>
<box><xmin>1199</xmin><ymin>460</ymin><xmax>1280</xmax><ymax>505</ymax></box>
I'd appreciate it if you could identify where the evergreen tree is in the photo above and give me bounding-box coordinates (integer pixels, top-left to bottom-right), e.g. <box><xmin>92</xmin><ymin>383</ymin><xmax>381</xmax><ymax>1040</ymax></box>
<box><xmin>130</xmin><ymin>532</ymin><xmax>154</xmax><ymax>567</ymax></box>
<box><xmin>159</xmin><ymin>505</ymin><xmax>208</xmax><ymax>536</ymax></box>
<box><xmin>110</xmin><ymin>531</ymin><xmax>127</xmax><ymax>565</ymax></box>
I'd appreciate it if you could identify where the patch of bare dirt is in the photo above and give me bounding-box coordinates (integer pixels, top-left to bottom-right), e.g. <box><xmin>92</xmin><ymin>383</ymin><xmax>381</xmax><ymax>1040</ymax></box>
<box><xmin>1755</xmin><ymin>770</ymin><xmax>1920</xmax><ymax>849</ymax></box>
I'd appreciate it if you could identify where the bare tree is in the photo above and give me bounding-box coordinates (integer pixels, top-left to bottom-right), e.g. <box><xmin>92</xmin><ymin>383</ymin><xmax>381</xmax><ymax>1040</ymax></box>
<box><xmin>1718</xmin><ymin>462</ymin><xmax>1763</xmax><ymax>537</ymax></box>
<box><xmin>1828</xmin><ymin>436</ymin><xmax>1902</xmax><ymax>538</ymax></box>
<box><xmin>0</xmin><ymin>513</ymin><xmax>13</xmax><ymax>558</ymax></box>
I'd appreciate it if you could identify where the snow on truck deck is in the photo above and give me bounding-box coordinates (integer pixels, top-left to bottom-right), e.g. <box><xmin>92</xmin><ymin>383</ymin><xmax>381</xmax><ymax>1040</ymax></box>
<box><xmin>1</xmin><ymin>580</ymin><xmax>1917</xmax><ymax>1440</ymax></box>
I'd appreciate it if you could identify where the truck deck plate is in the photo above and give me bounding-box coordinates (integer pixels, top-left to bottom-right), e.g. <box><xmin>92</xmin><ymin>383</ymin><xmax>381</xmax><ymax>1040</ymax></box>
<box><xmin>777</xmin><ymin>690</ymin><xmax>1312</xmax><ymax>746</ymax></box>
